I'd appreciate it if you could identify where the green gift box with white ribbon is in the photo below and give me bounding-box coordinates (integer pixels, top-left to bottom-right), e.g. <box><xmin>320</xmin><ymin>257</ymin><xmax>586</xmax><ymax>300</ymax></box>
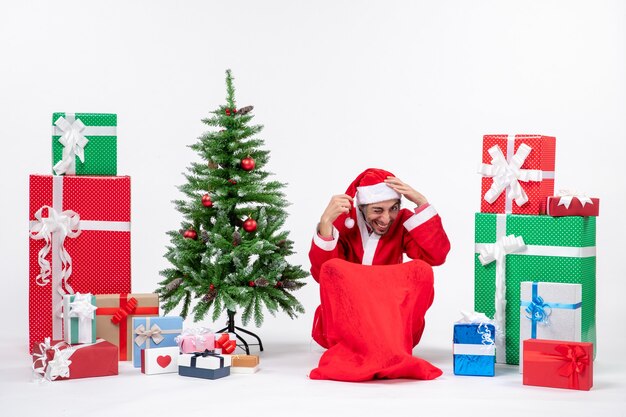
<box><xmin>474</xmin><ymin>212</ymin><xmax>596</xmax><ymax>365</ymax></box>
<box><xmin>52</xmin><ymin>112</ymin><xmax>117</xmax><ymax>175</ymax></box>
<box><xmin>63</xmin><ymin>293</ymin><xmax>97</xmax><ymax>344</ymax></box>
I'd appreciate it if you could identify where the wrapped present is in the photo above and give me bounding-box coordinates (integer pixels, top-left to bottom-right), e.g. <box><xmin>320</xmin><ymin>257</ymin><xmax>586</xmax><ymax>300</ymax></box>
<box><xmin>63</xmin><ymin>293</ymin><xmax>97</xmax><ymax>344</ymax></box>
<box><xmin>95</xmin><ymin>294</ymin><xmax>159</xmax><ymax>361</ymax></box>
<box><xmin>474</xmin><ymin>212</ymin><xmax>596</xmax><ymax>364</ymax></box>
<box><xmin>132</xmin><ymin>316</ymin><xmax>183</xmax><ymax>367</ymax></box>
<box><xmin>179</xmin><ymin>352</ymin><xmax>231</xmax><ymax>380</ymax></box>
<box><xmin>523</xmin><ymin>339</ymin><xmax>593</xmax><ymax>391</ymax></box>
<box><xmin>453</xmin><ymin>312</ymin><xmax>495</xmax><ymax>377</ymax></box>
<box><xmin>29</xmin><ymin>175</ymin><xmax>131</xmax><ymax>352</ymax></box>
<box><xmin>519</xmin><ymin>282</ymin><xmax>582</xmax><ymax>372</ymax></box>
<box><xmin>52</xmin><ymin>112</ymin><xmax>117</xmax><ymax>176</ymax></box>
<box><xmin>478</xmin><ymin>134</ymin><xmax>556</xmax><ymax>215</ymax></box>
<box><xmin>214</xmin><ymin>332</ymin><xmax>237</xmax><ymax>354</ymax></box>
<box><xmin>32</xmin><ymin>338</ymin><xmax>118</xmax><ymax>381</ymax></box>
<box><xmin>175</xmin><ymin>327</ymin><xmax>215</xmax><ymax>354</ymax></box>
<box><xmin>141</xmin><ymin>346</ymin><xmax>179</xmax><ymax>375</ymax></box>
<box><xmin>544</xmin><ymin>191</ymin><xmax>599</xmax><ymax>217</ymax></box>
<box><xmin>227</xmin><ymin>354</ymin><xmax>260</xmax><ymax>374</ymax></box>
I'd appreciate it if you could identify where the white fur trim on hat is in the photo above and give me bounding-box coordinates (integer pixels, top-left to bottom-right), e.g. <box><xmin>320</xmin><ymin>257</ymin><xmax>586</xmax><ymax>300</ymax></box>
<box><xmin>356</xmin><ymin>182</ymin><xmax>401</xmax><ymax>205</ymax></box>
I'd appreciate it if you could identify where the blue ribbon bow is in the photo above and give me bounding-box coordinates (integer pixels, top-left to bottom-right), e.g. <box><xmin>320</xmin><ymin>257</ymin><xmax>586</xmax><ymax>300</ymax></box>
<box><xmin>520</xmin><ymin>282</ymin><xmax>582</xmax><ymax>339</ymax></box>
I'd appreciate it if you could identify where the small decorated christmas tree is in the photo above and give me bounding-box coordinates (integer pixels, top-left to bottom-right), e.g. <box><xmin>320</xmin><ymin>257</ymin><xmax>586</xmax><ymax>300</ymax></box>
<box><xmin>157</xmin><ymin>69</ymin><xmax>307</xmax><ymax>328</ymax></box>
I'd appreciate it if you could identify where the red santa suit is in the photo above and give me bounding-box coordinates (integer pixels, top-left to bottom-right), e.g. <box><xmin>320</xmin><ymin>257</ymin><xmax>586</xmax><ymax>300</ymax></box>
<box><xmin>309</xmin><ymin>168</ymin><xmax>450</xmax><ymax>350</ymax></box>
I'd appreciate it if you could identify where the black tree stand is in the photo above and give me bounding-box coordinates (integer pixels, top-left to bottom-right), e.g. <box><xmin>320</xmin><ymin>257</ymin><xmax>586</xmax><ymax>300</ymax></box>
<box><xmin>217</xmin><ymin>310</ymin><xmax>264</xmax><ymax>355</ymax></box>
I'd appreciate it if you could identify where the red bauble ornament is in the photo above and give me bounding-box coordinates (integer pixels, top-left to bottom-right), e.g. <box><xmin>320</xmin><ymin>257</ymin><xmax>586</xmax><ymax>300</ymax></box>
<box><xmin>228</xmin><ymin>179</ymin><xmax>237</xmax><ymax>185</ymax></box>
<box><xmin>209</xmin><ymin>284</ymin><xmax>215</xmax><ymax>290</ymax></box>
<box><xmin>248</xmin><ymin>280</ymin><xmax>255</xmax><ymax>287</ymax></box>
<box><xmin>183</xmin><ymin>229</ymin><xmax>197</xmax><ymax>240</ymax></box>
<box><xmin>201</xmin><ymin>194</ymin><xmax>213</xmax><ymax>207</ymax></box>
<box><xmin>233</xmin><ymin>108</ymin><xmax>238</xmax><ymax>114</ymax></box>
<box><xmin>275</xmin><ymin>281</ymin><xmax>283</xmax><ymax>288</ymax></box>
<box><xmin>242</xmin><ymin>217</ymin><xmax>257</xmax><ymax>233</ymax></box>
<box><xmin>225</xmin><ymin>108</ymin><xmax>231</xmax><ymax>116</ymax></box>
<box><xmin>240</xmin><ymin>156</ymin><xmax>256</xmax><ymax>171</ymax></box>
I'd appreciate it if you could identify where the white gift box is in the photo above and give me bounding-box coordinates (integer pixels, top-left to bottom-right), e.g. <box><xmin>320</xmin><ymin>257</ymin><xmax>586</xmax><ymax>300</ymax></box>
<box><xmin>519</xmin><ymin>281</ymin><xmax>582</xmax><ymax>372</ymax></box>
<box><xmin>141</xmin><ymin>346</ymin><xmax>179</xmax><ymax>375</ymax></box>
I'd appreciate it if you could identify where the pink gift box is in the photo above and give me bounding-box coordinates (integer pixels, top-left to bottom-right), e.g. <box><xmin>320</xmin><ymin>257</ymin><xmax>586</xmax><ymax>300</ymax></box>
<box><xmin>176</xmin><ymin>329</ymin><xmax>215</xmax><ymax>353</ymax></box>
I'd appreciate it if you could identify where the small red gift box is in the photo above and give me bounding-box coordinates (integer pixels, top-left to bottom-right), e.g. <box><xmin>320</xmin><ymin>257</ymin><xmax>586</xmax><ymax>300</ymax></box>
<box><xmin>478</xmin><ymin>134</ymin><xmax>556</xmax><ymax>215</ymax></box>
<box><xmin>544</xmin><ymin>193</ymin><xmax>599</xmax><ymax>217</ymax></box>
<box><xmin>32</xmin><ymin>338</ymin><xmax>118</xmax><ymax>381</ymax></box>
<box><xmin>523</xmin><ymin>339</ymin><xmax>593</xmax><ymax>391</ymax></box>
<box><xmin>28</xmin><ymin>175</ymin><xmax>131</xmax><ymax>352</ymax></box>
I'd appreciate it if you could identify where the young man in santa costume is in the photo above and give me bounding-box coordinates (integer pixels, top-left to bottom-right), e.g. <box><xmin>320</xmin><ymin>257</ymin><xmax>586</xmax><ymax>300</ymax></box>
<box><xmin>309</xmin><ymin>168</ymin><xmax>451</xmax><ymax>350</ymax></box>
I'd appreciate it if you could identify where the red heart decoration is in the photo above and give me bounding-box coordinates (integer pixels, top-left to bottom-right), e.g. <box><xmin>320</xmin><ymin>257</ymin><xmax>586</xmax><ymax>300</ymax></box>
<box><xmin>157</xmin><ymin>355</ymin><xmax>172</xmax><ymax>368</ymax></box>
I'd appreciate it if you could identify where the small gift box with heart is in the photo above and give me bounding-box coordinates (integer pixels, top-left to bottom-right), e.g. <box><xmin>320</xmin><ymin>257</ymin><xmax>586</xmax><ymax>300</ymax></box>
<box><xmin>141</xmin><ymin>346</ymin><xmax>179</xmax><ymax>375</ymax></box>
<box><xmin>523</xmin><ymin>339</ymin><xmax>593</xmax><ymax>390</ymax></box>
<box><xmin>51</xmin><ymin>112</ymin><xmax>117</xmax><ymax>176</ymax></box>
<box><xmin>175</xmin><ymin>327</ymin><xmax>215</xmax><ymax>354</ymax></box>
<box><xmin>214</xmin><ymin>332</ymin><xmax>237</xmax><ymax>354</ymax></box>
<box><xmin>32</xmin><ymin>338</ymin><xmax>118</xmax><ymax>381</ymax></box>
<box><xmin>452</xmin><ymin>312</ymin><xmax>496</xmax><ymax>377</ymax></box>
<box><xmin>543</xmin><ymin>191</ymin><xmax>600</xmax><ymax>217</ymax></box>
<box><xmin>132</xmin><ymin>316</ymin><xmax>183</xmax><ymax>367</ymax></box>
<box><xmin>63</xmin><ymin>293</ymin><xmax>97</xmax><ymax>344</ymax></box>
<box><xmin>179</xmin><ymin>352</ymin><xmax>231</xmax><ymax>380</ymax></box>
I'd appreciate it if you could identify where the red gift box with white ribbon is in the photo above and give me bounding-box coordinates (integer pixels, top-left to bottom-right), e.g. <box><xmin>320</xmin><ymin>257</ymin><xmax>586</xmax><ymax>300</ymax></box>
<box><xmin>544</xmin><ymin>191</ymin><xmax>599</xmax><ymax>217</ymax></box>
<box><xmin>478</xmin><ymin>134</ymin><xmax>556</xmax><ymax>215</ymax></box>
<box><xmin>28</xmin><ymin>175</ymin><xmax>131</xmax><ymax>352</ymax></box>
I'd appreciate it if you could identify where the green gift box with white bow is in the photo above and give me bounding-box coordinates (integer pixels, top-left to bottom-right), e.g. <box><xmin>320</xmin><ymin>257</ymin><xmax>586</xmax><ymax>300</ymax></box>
<box><xmin>63</xmin><ymin>293</ymin><xmax>97</xmax><ymax>344</ymax></box>
<box><xmin>474</xmin><ymin>212</ymin><xmax>596</xmax><ymax>365</ymax></box>
<box><xmin>52</xmin><ymin>112</ymin><xmax>117</xmax><ymax>175</ymax></box>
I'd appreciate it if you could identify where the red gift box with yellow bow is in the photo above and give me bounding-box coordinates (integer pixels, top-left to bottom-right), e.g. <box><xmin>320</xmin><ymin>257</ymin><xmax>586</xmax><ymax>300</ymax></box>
<box><xmin>523</xmin><ymin>339</ymin><xmax>593</xmax><ymax>391</ymax></box>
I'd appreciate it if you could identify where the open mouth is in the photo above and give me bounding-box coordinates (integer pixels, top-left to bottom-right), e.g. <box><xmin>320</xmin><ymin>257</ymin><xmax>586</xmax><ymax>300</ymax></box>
<box><xmin>373</xmin><ymin>220</ymin><xmax>390</xmax><ymax>233</ymax></box>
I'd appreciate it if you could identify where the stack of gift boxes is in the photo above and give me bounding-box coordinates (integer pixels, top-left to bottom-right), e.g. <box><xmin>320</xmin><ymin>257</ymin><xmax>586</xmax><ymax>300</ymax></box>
<box><xmin>29</xmin><ymin>112</ymin><xmax>259</xmax><ymax>382</ymax></box>
<box><xmin>453</xmin><ymin>134</ymin><xmax>597</xmax><ymax>391</ymax></box>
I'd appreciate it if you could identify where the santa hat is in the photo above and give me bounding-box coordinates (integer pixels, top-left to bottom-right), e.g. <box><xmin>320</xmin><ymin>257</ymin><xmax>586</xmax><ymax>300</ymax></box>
<box><xmin>343</xmin><ymin>168</ymin><xmax>401</xmax><ymax>229</ymax></box>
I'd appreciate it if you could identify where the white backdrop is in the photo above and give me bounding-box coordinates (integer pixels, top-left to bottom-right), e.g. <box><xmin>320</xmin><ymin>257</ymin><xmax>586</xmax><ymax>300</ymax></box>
<box><xmin>1</xmin><ymin>0</ymin><xmax>625</xmax><ymax>412</ymax></box>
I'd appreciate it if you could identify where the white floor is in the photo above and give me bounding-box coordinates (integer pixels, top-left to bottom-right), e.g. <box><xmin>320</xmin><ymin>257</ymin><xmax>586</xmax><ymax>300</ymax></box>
<box><xmin>2</xmin><ymin>335</ymin><xmax>625</xmax><ymax>417</ymax></box>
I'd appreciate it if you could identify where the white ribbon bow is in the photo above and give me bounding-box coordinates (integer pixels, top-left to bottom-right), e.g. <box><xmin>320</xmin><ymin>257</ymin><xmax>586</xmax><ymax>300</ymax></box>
<box><xmin>134</xmin><ymin>324</ymin><xmax>164</xmax><ymax>346</ymax></box>
<box><xmin>29</xmin><ymin>206</ymin><xmax>81</xmax><ymax>290</ymax></box>
<box><xmin>32</xmin><ymin>338</ymin><xmax>72</xmax><ymax>381</ymax></box>
<box><xmin>477</xmin><ymin>234</ymin><xmax>526</xmax><ymax>358</ymax></box>
<box><xmin>53</xmin><ymin>116</ymin><xmax>89</xmax><ymax>175</ymax></box>
<box><xmin>478</xmin><ymin>144</ymin><xmax>543</xmax><ymax>207</ymax></box>
<box><xmin>68</xmin><ymin>293</ymin><xmax>97</xmax><ymax>322</ymax></box>
<box><xmin>556</xmin><ymin>189</ymin><xmax>594</xmax><ymax>209</ymax></box>
<box><xmin>456</xmin><ymin>311</ymin><xmax>494</xmax><ymax>325</ymax></box>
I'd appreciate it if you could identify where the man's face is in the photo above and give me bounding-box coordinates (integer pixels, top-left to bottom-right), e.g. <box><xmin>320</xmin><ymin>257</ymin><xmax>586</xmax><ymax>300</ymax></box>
<box><xmin>361</xmin><ymin>199</ymin><xmax>400</xmax><ymax>235</ymax></box>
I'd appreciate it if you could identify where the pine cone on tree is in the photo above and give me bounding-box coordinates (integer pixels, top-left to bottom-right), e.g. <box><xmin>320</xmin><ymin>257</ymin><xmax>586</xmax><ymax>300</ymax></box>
<box><xmin>201</xmin><ymin>231</ymin><xmax>210</xmax><ymax>243</ymax></box>
<box><xmin>203</xmin><ymin>287</ymin><xmax>218</xmax><ymax>302</ymax></box>
<box><xmin>282</xmin><ymin>280</ymin><xmax>297</xmax><ymax>290</ymax></box>
<box><xmin>254</xmin><ymin>277</ymin><xmax>269</xmax><ymax>287</ymax></box>
<box><xmin>232</xmin><ymin>230</ymin><xmax>242</xmax><ymax>246</ymax></box>
<box><xmin>238</xmin><ymin>105</ymin><xmax>254</xmax><ymax>115</ymax></box>
<box><xmin>165</xmin><ymin>277</ymin><xmax>183</xmax><ymax>292</ymax></box>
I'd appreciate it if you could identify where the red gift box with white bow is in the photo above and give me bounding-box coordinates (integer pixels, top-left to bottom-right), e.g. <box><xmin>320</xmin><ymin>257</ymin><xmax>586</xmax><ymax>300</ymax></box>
<box><xmin>478</xmin><ymin>134</ymin><xmax>556</xmax><ymax>215</ymax></box>
<box><xmin>32</xmin><ymin>338</ymin><xmax>118</xmax><ymax>381</ymax></box>
<box><xmin>544</xmin><ymin>192</ymin><xmax>600</xmax><ymax>217</ymax></box>
<box><xmin>28</xmin><ymin>175</ymin><xmax>131</xmax><ymax>353</ymax></box>
<box><xmin>522</xmin><ymin>339</ymin><xmax>593</xmax><ymax>391</ymax></box>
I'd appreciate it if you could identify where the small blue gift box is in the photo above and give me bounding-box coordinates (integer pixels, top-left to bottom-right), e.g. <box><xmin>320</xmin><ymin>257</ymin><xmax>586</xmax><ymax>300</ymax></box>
<box><xmin>132</xmin><ymin>316</ymin><xmax>183</xmax><ymax>368</ymax></box>
<box><xmin>453</xmin><ymin>323</ymin><xmax>496</xmax><ymax>377</ymax></box>
<box><xmin>178</xmin><ymin>352</ymin><xmax>231</xmax><ymax>380</ymax></box>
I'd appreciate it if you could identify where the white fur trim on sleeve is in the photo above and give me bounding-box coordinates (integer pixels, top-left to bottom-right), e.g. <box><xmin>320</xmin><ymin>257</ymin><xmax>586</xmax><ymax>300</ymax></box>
<box><xmin>403</xmin><ymin>205</ymin><xmax>437</xmax><ymax>232</ymax></box>
<box><xmin>313</xmin><ymin>226</ymin><xmax>340</xmax><ymax>251</ymax></box>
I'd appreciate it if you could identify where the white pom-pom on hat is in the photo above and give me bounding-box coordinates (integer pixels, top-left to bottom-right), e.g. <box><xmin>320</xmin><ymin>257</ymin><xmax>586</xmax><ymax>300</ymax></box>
<box><xmin>344</xmin><ymin>217</ymin><xmax>355</xmax><ymax>229</ymax></box>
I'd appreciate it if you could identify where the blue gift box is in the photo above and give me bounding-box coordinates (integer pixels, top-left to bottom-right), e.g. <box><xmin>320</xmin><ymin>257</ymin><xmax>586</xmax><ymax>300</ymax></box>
<box><xmin>453</xmin><ymin>323</ymin><xmax>496</xmax><ymax>376</ymax></box>
<box><xmin>132</xmin><ymin>316</ymin><xmax>183</xmax><ymax>368</ymax></box>
<box><xmin>178</xmin><ymin>352</ymin><xmax>231</xmax><ymax>380</ymax></box>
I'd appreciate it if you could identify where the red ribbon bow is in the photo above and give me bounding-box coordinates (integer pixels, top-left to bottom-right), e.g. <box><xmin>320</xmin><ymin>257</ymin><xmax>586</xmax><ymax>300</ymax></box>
<box><xmin>215</xmin><ymin>333</ymin><xmax>237</xmax><ymax>354</ymax></box>
<box><xmin>111</xmin><ymin>297</ymin><xmax>138</xmax><ymax>324</ymax></box>
<box><xmin>554</xmin><ymin>344</ymin><xmax>589</xmax><ymax>389</ymax></box>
